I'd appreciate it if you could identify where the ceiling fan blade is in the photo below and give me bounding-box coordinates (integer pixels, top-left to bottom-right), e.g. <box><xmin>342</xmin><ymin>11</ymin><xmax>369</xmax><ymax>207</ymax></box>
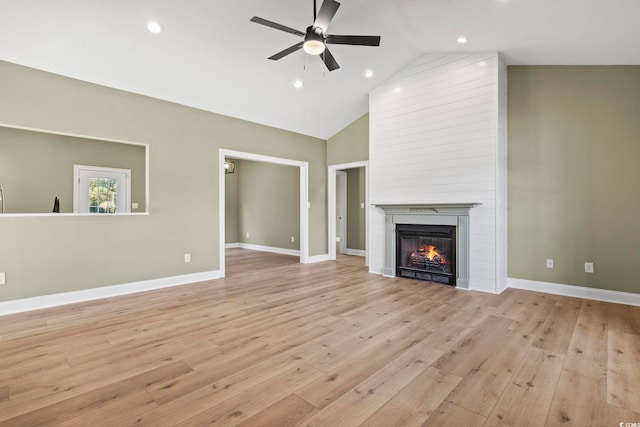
<box><xmin>320</xmin><ymin>48</ymin><xmax>340</xmax><ymax>71</ymax></box>
<box><xmin>314</xmin><ymin>0</ymin><xmax>340</xmax><ymax>31</ymax></box>
<box><xmin>326</xmin><ymin>34</ymin><xmax>381</xmax><ymax>46</ymax></box>
<box><xmin>268</xmin><ymin>42</ymin><xmax>304</xmax><ymax>60</ymax></box>
<box><xmin>250</xmin><ymin>16</ymin><xmax>305</xmax><ymax>37</ymax></box>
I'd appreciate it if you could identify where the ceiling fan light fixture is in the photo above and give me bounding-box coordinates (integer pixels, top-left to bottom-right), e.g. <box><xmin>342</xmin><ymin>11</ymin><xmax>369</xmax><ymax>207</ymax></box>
<box><xmin>303</xmin><ymin>30</ymin><xmax>326</xmax><ymax>55</ymax></box>
<box><xmin>303</xmin><ymin>40</ymin><xmax>325</xmax><ymax>55</ymax></box>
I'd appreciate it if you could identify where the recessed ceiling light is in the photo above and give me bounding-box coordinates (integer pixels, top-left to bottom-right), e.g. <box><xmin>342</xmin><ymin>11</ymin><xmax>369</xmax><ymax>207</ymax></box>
<box><xmin>365</xmin><ymin>69</ymin><xmax>374</xmax><ymax>78</ymax></box>
<box><xmin>456</xmin><ymin>36</ymin><xmax>467</xmax><ymax>44</ymax></box>
<box><xmin>147</xmin><ymin>22</ymin><xmax>162</xmax><ymax>34</ymax></box>
<box><xmin>293</xmin><ymin>80</ymin><xmax>303</xmax><ymax>89</ymax></box>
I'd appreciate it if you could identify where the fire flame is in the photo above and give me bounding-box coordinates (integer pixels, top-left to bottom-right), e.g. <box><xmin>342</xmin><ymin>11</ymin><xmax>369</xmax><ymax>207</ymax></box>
<box><xmin>411</xmin><ymin>244</ymin><xmax>447</xmax><ymax>265</ymax></box>
<box><xmin>423</xmin><ymin>245</ymin><xmax>440</xmax><ymax>261</ymax></box>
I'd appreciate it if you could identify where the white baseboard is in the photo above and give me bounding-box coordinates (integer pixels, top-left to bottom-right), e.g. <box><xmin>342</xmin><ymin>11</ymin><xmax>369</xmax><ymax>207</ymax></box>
<box><xmin>345</xmin><ymin>249</ymin><xmax>366</xmax><ymax>257</ymax></box>
<box><xmin>306</xmin><ymin>254</ymin><xmax>329</xmax><ymax>264</ymax></box>
<box><xmin>508</xmin><ymin>277</ymin><xmax>640</xmax><ymax>307</ymax></box>
<box><xmin>236</xmin><ymin>243</ymin><xmax>300</xmax><ymax>257</ymax></box>
<box><xmin>225</xmin><ymin>242</ymin><xmax>240</xmax><ymax>248</ymax></box>
<box><xmin>0</xmin><ymin>270</ymin><xmax>221</xmax><ymax>316</ymax></box>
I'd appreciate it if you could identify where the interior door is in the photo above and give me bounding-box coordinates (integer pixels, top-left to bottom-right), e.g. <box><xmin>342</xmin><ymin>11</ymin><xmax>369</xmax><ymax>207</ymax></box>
<box><xmin>74</xmin><ymin>165</ymin><xmax>131</xmax><ymax>214</ymax></box>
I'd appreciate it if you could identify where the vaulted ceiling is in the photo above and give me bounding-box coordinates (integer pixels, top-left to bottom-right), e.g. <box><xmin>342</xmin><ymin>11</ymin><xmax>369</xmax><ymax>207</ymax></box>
<box><xmin>1</xmin><ymin>0</ymin><xmax>638</xmax><ymax>139</ymax></box>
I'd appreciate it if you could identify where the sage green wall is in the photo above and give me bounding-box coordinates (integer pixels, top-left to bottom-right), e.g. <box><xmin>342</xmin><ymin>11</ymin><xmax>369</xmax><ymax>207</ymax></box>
<box><xmin>327</xmin><ymin>114</ymin><xmax>369</xmax><ymax>253</ymax></box>
<box><xmin>0</xmin><ymin>60</ymin><xmax>326</xmax><ymax>302</ymax></box>
<box><xmin>224</xmin><ymin>159</ymin><xmax>239</xmax><ymax>244</ymax></box>
<box><xmin>0</xmin><ymin>126</ymin><xmax>145</xmax><ymax>213</ymax></box>
<box><xmin>237</xmin><ymin>160</ymin><xmax>300</xmax><ymax>251</ymax></box>
<box><xmin>347</xmin><ymin>167</ymin><xmax>365</xmax><ymax>250</ymax></box>
<box><xmin>508</xmin><ymin>66</ymin><xmax>640</xmax><ymax>294</ymax></box>
<box><xmin>327</xmin><ymin>113</ymin><xmax>369</xmax><ymax>165</ymax></box>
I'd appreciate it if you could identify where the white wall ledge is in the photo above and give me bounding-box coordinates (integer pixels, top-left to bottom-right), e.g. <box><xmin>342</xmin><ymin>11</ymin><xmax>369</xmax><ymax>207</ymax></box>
<box><xmin>0</xmin><ymin>212</ymin><xmax>150</xmax><ymax>218</ymax></box>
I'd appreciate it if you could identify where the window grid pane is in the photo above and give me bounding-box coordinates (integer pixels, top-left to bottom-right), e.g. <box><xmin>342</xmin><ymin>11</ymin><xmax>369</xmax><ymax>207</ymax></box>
<box><xmin>88</xmin><ymin>178</ymin><xmax>118</xmax><ymax>213</ymax></box>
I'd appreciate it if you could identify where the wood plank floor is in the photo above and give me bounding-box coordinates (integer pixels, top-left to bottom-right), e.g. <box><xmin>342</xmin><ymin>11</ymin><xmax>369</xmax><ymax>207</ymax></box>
<box><xmin>1</xmin><ymin>248</ymin><xmax>639</xmax><ymax>426</ymax></box>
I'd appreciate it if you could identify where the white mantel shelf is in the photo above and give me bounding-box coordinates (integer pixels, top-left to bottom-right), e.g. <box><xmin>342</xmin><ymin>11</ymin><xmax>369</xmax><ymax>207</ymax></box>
<box><xmin>375</xmin><ymin>203</ymin><xmax>482</xmax><ymax>215</ymax></box>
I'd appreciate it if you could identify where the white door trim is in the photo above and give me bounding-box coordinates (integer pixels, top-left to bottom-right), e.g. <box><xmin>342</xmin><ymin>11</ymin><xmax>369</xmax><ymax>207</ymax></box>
<box><xmin>328</xmin><ymin>161</ymin><xmax>369</xmax><ymax>265</ymax></box>
<box><xmin>219</xmin><ymin>149</ymin><xmax>309</xmax><ymax>278</ymax></box>
<box><xmin>336</xmin><ymin>171</ymin><xmax>347</xmax><ymax>254</ymax></box>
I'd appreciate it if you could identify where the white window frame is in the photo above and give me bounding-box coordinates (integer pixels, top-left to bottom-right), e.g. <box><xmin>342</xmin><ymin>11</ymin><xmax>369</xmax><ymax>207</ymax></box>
<box><xmin>73</xmin><ymin>165</ymin><xmax>131</xmax><ymax>214</ymax></box>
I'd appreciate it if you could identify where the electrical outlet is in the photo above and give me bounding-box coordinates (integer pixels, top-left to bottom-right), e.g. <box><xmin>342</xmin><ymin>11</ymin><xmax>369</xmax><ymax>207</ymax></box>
<box><xmin>246</xmin><ymin>232</ymin><xmax>250</xmax><ymax>239</ymax></box>
<box><xmin>291</xmin><ymin>236</ymin><xmax>295</xmax><ymax>242</ymax></box>
<box><xmin>585</xmin><ymin>262</ymin><xmax>594</xmax><ymax>273</ymax></box>
<box><xmin>360</xmin><ymin>202</ymin><xmax>365</xmax><ymax>209</ymax></box>
<box><xmin>0</xmin><ymin>272</ymin><xmax>5</xmax><ymax>285</ymax></box>
<box><xmin>546</xmin><ymin>259</ymin><xmax>554</xmax><ymax>269</ymax></box>
<box><xmin>184</xmin><ymin>253</ymin><xmax>191</xmax><ymax>263</ymax></box>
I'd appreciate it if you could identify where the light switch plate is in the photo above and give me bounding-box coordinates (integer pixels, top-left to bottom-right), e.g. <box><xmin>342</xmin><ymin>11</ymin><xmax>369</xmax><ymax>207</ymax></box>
<box><xmin>132</xmin><ymin>202</ymin><xmax>139</xmax><ymax>209</ymax></box>
<box><xmin>0</xmin><ymin>272</ymin><xmax>6</xmax><ymax>285</ymax></box>
<box><xmin>546</xmin><ymin>259</ymin><xmax>554</xmax><ymax>268</ymax></box>
<box><xmin>585</xmin><ymin>262</ymin><xmax>594</xmax><ymax>273</ymax></box>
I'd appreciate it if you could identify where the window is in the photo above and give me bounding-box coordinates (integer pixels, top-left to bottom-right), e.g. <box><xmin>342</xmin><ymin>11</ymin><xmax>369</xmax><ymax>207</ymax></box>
<box><xmin>73</xmin><ymin>165</ymin><xmax>131</xmax><ymax>214</ymax></box>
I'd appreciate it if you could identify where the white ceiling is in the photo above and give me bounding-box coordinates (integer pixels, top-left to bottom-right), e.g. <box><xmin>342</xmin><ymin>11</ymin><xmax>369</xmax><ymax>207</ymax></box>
<box><xmin>0</xmin><ymin>0</ymin><xmax>638</xmax><ymax>139</ymax></box>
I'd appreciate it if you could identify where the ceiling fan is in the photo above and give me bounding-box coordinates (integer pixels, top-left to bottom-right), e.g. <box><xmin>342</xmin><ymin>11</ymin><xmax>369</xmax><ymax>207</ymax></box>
<box><xmin>250</xmin><ymin>0</ymin><xmax>381</xmax><ymax>72</ymax></box>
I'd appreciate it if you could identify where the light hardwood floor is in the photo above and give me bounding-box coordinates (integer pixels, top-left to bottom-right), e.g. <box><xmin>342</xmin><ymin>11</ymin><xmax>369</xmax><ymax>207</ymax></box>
<box><xmin>1</xmin><ymin>248</ymin><xmax>639</xmax><ymax>426</ymax></box>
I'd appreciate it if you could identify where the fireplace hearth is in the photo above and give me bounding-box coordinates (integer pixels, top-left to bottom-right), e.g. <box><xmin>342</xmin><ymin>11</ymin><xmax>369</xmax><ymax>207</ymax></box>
<box><xmin>396</xmin><ymin>224</ymin><xmax>456</xmax><ymax>286</ymax></box>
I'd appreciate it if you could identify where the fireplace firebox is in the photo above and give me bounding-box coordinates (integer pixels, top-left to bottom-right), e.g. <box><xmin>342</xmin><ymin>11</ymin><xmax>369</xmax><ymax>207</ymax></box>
<box><xmin>396</xmin><ymin>224</ymin><xmax>456</xmax><ymax>286</ymax></box>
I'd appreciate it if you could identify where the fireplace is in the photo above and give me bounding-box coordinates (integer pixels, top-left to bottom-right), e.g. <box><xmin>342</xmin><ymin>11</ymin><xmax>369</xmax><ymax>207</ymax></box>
<box><xmin>375</xmin><ymin>203</ymin><xmax>479</xmax><ymax>290</ymax></box>
<box><xmin>396</xmin><ymin>224</ymin><xmax>456</xmax><ymax>286</ymax></box>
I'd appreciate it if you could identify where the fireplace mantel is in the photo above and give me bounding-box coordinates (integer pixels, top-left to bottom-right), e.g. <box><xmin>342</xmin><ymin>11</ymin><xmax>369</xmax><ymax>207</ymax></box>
<box><xmin>375</xmin><ymin>202</ymin><xmax>481</xmax><ymax>289</ymax></box>
<box><xmin>375</xmin><ymin>203</ymin><xmax>481</xmax><ymax>216</ymax></box>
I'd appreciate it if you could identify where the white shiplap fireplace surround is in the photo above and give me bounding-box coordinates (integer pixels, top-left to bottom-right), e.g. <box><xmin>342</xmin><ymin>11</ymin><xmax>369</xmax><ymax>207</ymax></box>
<box><xmin>368</xmin><ymin>52</ymin><xmax>508</xmax><ymax>293</ymax></box>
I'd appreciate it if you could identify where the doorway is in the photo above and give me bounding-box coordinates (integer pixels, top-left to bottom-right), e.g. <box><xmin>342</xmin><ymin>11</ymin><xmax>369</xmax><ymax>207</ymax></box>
<box><xmin>218</xmin><ymin>149</ymin><xmax>309</xmax><ymax>278</ymax></box>
<box><xmin>328</xmin><ymin>161</ymin><xmax>369</xmax><ymax>265</ymax></box>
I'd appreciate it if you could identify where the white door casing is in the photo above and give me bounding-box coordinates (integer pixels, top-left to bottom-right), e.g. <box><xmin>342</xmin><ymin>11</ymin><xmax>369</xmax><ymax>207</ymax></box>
<box><xmin>337</xmin><ymin>171</ymin><xmax>347</xmax><ymax>254</ymax></box>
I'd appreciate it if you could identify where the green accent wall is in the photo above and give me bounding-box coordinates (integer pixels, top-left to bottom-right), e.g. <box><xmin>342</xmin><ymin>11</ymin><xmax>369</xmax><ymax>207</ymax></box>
<box><xmin>508</xmin><ymin>66</ymin><xmax>640</xmax><ymax>294</ymax></box>
<box><xmin>327</xmin><ymin>113</ymin><xmax>369</xmax><ymax>165</ymax></box>
<box><xmin>347</xmin><ymin>167</ymin><xmax>365</xmax><ymax>250</ymax></box>
<box><xmin>0</xmin><ymin>126</ymin><xmax>146</xmax><ymax>213</ymax></box>
<box><xmin>237</xmin><ymin>160</ymin><xmax>300</xmax><ymax>250</ymax></box>
<box><xmin>0</xmin><ymin>60</ymin><xmax>326</xmax><ymax>302</ymax></box>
